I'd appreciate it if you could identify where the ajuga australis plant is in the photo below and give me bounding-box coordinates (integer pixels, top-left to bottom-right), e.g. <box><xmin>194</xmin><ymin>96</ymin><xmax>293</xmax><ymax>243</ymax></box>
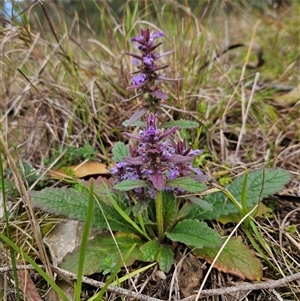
<box><xmin>31</xmin><ymin>28</ymin><xmax>290</xmax><ymax>283</ymax></box>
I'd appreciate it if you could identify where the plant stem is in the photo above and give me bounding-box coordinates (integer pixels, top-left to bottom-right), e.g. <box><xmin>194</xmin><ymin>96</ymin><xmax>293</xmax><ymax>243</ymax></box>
<box><xmin>155</xmin><ymin>190</ymin><xmax>164</xmax><ymax>243</ymax></box>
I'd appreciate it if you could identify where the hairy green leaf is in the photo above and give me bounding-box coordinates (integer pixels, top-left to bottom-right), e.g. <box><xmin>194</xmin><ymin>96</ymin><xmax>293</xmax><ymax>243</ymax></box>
<box><xmin>189</xmin><ymin>168</ymin><xmax>290</xmax><ymax>220</ymax></box>
<box><xmin>60</xmin><ymin>233</ymin><xmax>144</xmax><ymax>275</ymax></box>
<box><xmin>140</xmin><ymin>241</ymin><xmax>174</xmax><ymax>272</ymax></box>
<box><xmin>218</xmin><ymin>202</ymin><xmax>270</xmax><ymax>224</ymax></box>
<box><xmin>140</xmin><ymin>240</ymin><xmax>160</xmax><ymax>262</ymax></box>
<box><xmin>31</xmin><ymin>188</ymin><xmax>136</xmax><ymax>233</ymax></box>
<box><xmin>162</xmin><ymin>191</ymin><xmax>178</xmax><ymax>231</ymax></box>
<box><xmin>165</xmin><ymin>219</ymin><xmax>221</xmax><ymax>248</ymax></box>
<box><xmin>194</xmin><ymin>236</ymin><xmax>263</xmax><ymax>281</ymax></box>
<box><xmin>114</xmin><ymin>179</ymin><xmax>148</xmax><ymax>191</ymax></box>
<box><xmin>187</xmin><ymin>197</ymin><xmax>213</xmax><ymax>211</ymax></box>
<box><xmin>132</xmin><ymin>200</ymin><xmax>150</xmax><ymax>217</ymax></box>
<box><xmin>112</xmin><ymin>142</ymin><xmax>129</xmax><ymax>162</ymax></box>
<box><xmin>166</xmin><ymin>177</ymin><xmax>207</xmax><ymax>193</ymax></box>
<box><xmin>176</xmin><ymin>202</ymin><xmax>194</xmax><ymax>221</ymax></box>
<box><xmin>157</xmin><ymin>244</ymin><xmax>174</xmax><ymax>273</ymax></box>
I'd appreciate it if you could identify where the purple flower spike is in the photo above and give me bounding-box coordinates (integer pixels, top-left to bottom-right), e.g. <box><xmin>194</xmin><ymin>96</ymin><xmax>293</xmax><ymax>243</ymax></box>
<box><xmin>111</xmin><ymin>113</ymin><xmax>206</xmax><ymax>199</ymax></box>
<box><xmin>131</xmin><ymin>28</ymin><xmax>164</xmax><ymax>48</ymax></box>
<box><xmin>125</xmin><ymin>27</ymin><xmax>177</xmax><ymax>106</ymax></box>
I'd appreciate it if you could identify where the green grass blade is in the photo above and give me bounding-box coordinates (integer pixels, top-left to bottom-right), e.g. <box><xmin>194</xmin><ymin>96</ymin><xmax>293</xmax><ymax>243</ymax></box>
<box><xmin>220</xmin><ymin>188</ymin><xmax>243</xmax><ymax>211</ymax></box>
<box><xmin>110</xmin><ymin>262</ymin><xmax>156</xmax><ymax>286</ymax></box>
<box><xmin>0</xmin><ymin>154</ymin><xmax>21</xmax><ymax>301</ymax></box>
<box><xmin>104</xmin><ymin>186</ymin><xmax>151</xmax><ymax>241</ymax></box>
<box><xmin>245</xmin><ymin>224</ymin><xmax>279</xmax><ymax>273</ymax></box>
<box><xmin>0</xmin><ymin>232</ymin><xmax>68</xmax><ymax>301</ymax></box>
<box><xmin>74</xmin><ymin>183</ymin><xmax>95</xmax><ymax>301</ymax></box>
<box><xmin>87</xmin><ymin>262</ymin><xmax>156</xmax><ymax>301</ymax></box>
<box><xmin>241</xmin><ymin>170</ymin><xmax>250</xmax><ymax>228</ymax></box>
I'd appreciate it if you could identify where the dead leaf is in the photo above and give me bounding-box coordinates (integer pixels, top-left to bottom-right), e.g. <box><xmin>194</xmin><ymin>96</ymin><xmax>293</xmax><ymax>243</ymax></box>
<box><xmin>44</xmin><ymin>220</ymin><xmax>104</xmax><ymax>266</ymax></box>
<box><xmin>177</xmin><ymin>253</ymin><xmax>204</xmax><ymax>298</ymax></box>
<box><xmin>83</xmin><ymin>176</ymin><xmax>114</xmax><ymax>194</ymax></box>
<box><xmin>273</xmin><ymin>83</ymin><xmax>300</xmax><ymax>106</ymax></box>
<box><xmin>44</xmin><ymin>220</ymin><xmax>83</xmax><ymax>266</ymax></box>
<box><xmin>48</xmin><ymin>161</ymin><xmax>109</xmax><ymax>179</ymax></box>
<box><xmin>44</xmin><ymin>221</ymin><xmax>103</xmax><ymax>301</ymax></box>
<box><xmin>18</xmin><ymin>269</ymin><xmax>43</xmax><ymax>301</ymax></box>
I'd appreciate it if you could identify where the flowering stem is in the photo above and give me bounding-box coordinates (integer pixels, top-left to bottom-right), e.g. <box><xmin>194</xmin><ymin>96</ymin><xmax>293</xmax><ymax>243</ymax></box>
<box><xmin>155</xmin><ymin>190</ymin><xmax>164</xmax><ymax>243</ymax></box>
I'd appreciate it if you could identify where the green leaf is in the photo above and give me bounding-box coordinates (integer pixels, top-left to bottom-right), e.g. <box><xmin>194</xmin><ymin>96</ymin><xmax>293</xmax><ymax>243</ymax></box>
<box><xmin>132</xmin><ymin>200</ymin><xmax>150</xmax><ymax>217</ymax></box>
<box><xmin>140</xmin><ymin>241</ymin><xmax>174</xmax><ymax>273</ymax></box>
<box><xmin>157</xmin><ymin>244</ymin><xmax>174</xmax><ymax>273</ymax></box>
<box><xmin>166</xmin><ymin>177</ymin><xmax>207</xmax><ymax>193</ymax></box>
<box><xmin>160</xmin><ymin>120</ymin><xmax>199</xmax><ymax>129</ymax></box>
<box><xmin>31</xmin><ymin>188</ymin><xmax>136</xmax><ymax>233</ymax></box>
<box><xmin>165</xmin><ymin>219</ymin><xmax>221</xmax><ymax>249</ymax></box>
<box><xmin>230</xmin><ymin>168</ymin><xmax>290</xmax><ymax>203</ymax></box>
<box><xmin>176</xmin><ymin>202</ymin><xmax>194</xmax><ymax>221</ymax></box>
<box><xmin>60</xmin><ymin>233</ymin><xmax>144</xmax><ymax>275</ymax></box>
<box><xmin>218</xmin><ymin>202</ymin><xmax>270</xmax><ymax>224</ymax></box>
<box><xmin>192</xmin><ymin>168</ymin><xmax>290</xmax><ymax>220</ymax></box>
<box><xmin>187</xmin><ymin>197</ymin><xmax>213</xmax><ymax>211</ymax></box>
<box><xmin>99</xmin><ymin>254</ymin><xmax>118</xmax><ymax>275</ymax></box>
<box><xmin>140</xmin><ymin>240</ymin><xmax>160</xmax><ymax>262</ymax></box>
<box><xmin>97</xmin><ymin>200</ymin><xmax>138</xmax><ymax>233</ymax></box>
<box><xmin>31</xmin><ymin>187</ymin><xmax>93</xmax><ymax>221</ymax></box>
<box><xmin>114</xmin><ymin>179</ymin><xmax>148</xmax><ymax>191</ymax></box>
<box><xmin>112</xmin><ymin>142</ymin><xmax>129</xmax><ymax>162</ymax></box>
<box><xmin>162</xmin><ymin>191</ymin><xmax>178</xmax><ymax>231</ymax></box>
<box><xmin>194</xmin><ymin>236</ymin><xmax>263</xmax><ymax>281</ymax></box>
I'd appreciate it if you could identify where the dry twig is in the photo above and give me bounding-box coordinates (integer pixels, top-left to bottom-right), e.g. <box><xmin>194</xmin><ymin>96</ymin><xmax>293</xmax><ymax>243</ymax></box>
<box><xmin>1</xmin><ymin>265</ymin><xmax>300</xmax><ymax>300</ymax></box>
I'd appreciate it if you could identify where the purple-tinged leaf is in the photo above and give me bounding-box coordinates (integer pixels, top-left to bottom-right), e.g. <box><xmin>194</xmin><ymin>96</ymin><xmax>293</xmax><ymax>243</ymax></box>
<box><xmin>150</xmin><ymin>90</ymin><xmax>169</xmax><ymax>99</ymax></box>
<box><xmin>150</xmin><ymin>173</ymin><xmax>165</xmax><ymax>190</ymax></box>
<box><xmin>125</xmin><ymin>107</ymin><xmax>149</xmax><ymax>126</ymax></box>
<box><xmin>194</xmin><ymin>237</ymin><xmax>263</xmax><ymax>281</ymax></box>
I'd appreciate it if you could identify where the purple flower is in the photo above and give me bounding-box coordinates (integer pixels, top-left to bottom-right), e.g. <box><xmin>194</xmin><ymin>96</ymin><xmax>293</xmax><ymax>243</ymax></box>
<box><xmin>112</xmin><ymin>114</ymin><xmax>206</xmax><ymax>197</ymax></box>
<box><xmin>143</xmin><ymin>54</ymin><xmax>154</xmax><ymax>66</ymax></box>
<box><xmin>169</xmin><ymin>166</ymin><xmax>180</xmax><ymax>180</ymax></box>
<box><xmin>128</xmin><ymin>74</ymin><xmax>148</xmax><ymax>90</ymax></box>
<box><xmin>125</xmin><ymin>28</ymin><xmax>174</xmax><ymax>106</ymax></box>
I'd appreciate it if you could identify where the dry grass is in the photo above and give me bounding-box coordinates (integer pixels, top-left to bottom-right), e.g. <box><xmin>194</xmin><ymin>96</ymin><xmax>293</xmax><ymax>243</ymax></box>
<box><xmin>0</xmin><ymin>0</ymin><xmax>299</xmax><ymax>300</ymax></box>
